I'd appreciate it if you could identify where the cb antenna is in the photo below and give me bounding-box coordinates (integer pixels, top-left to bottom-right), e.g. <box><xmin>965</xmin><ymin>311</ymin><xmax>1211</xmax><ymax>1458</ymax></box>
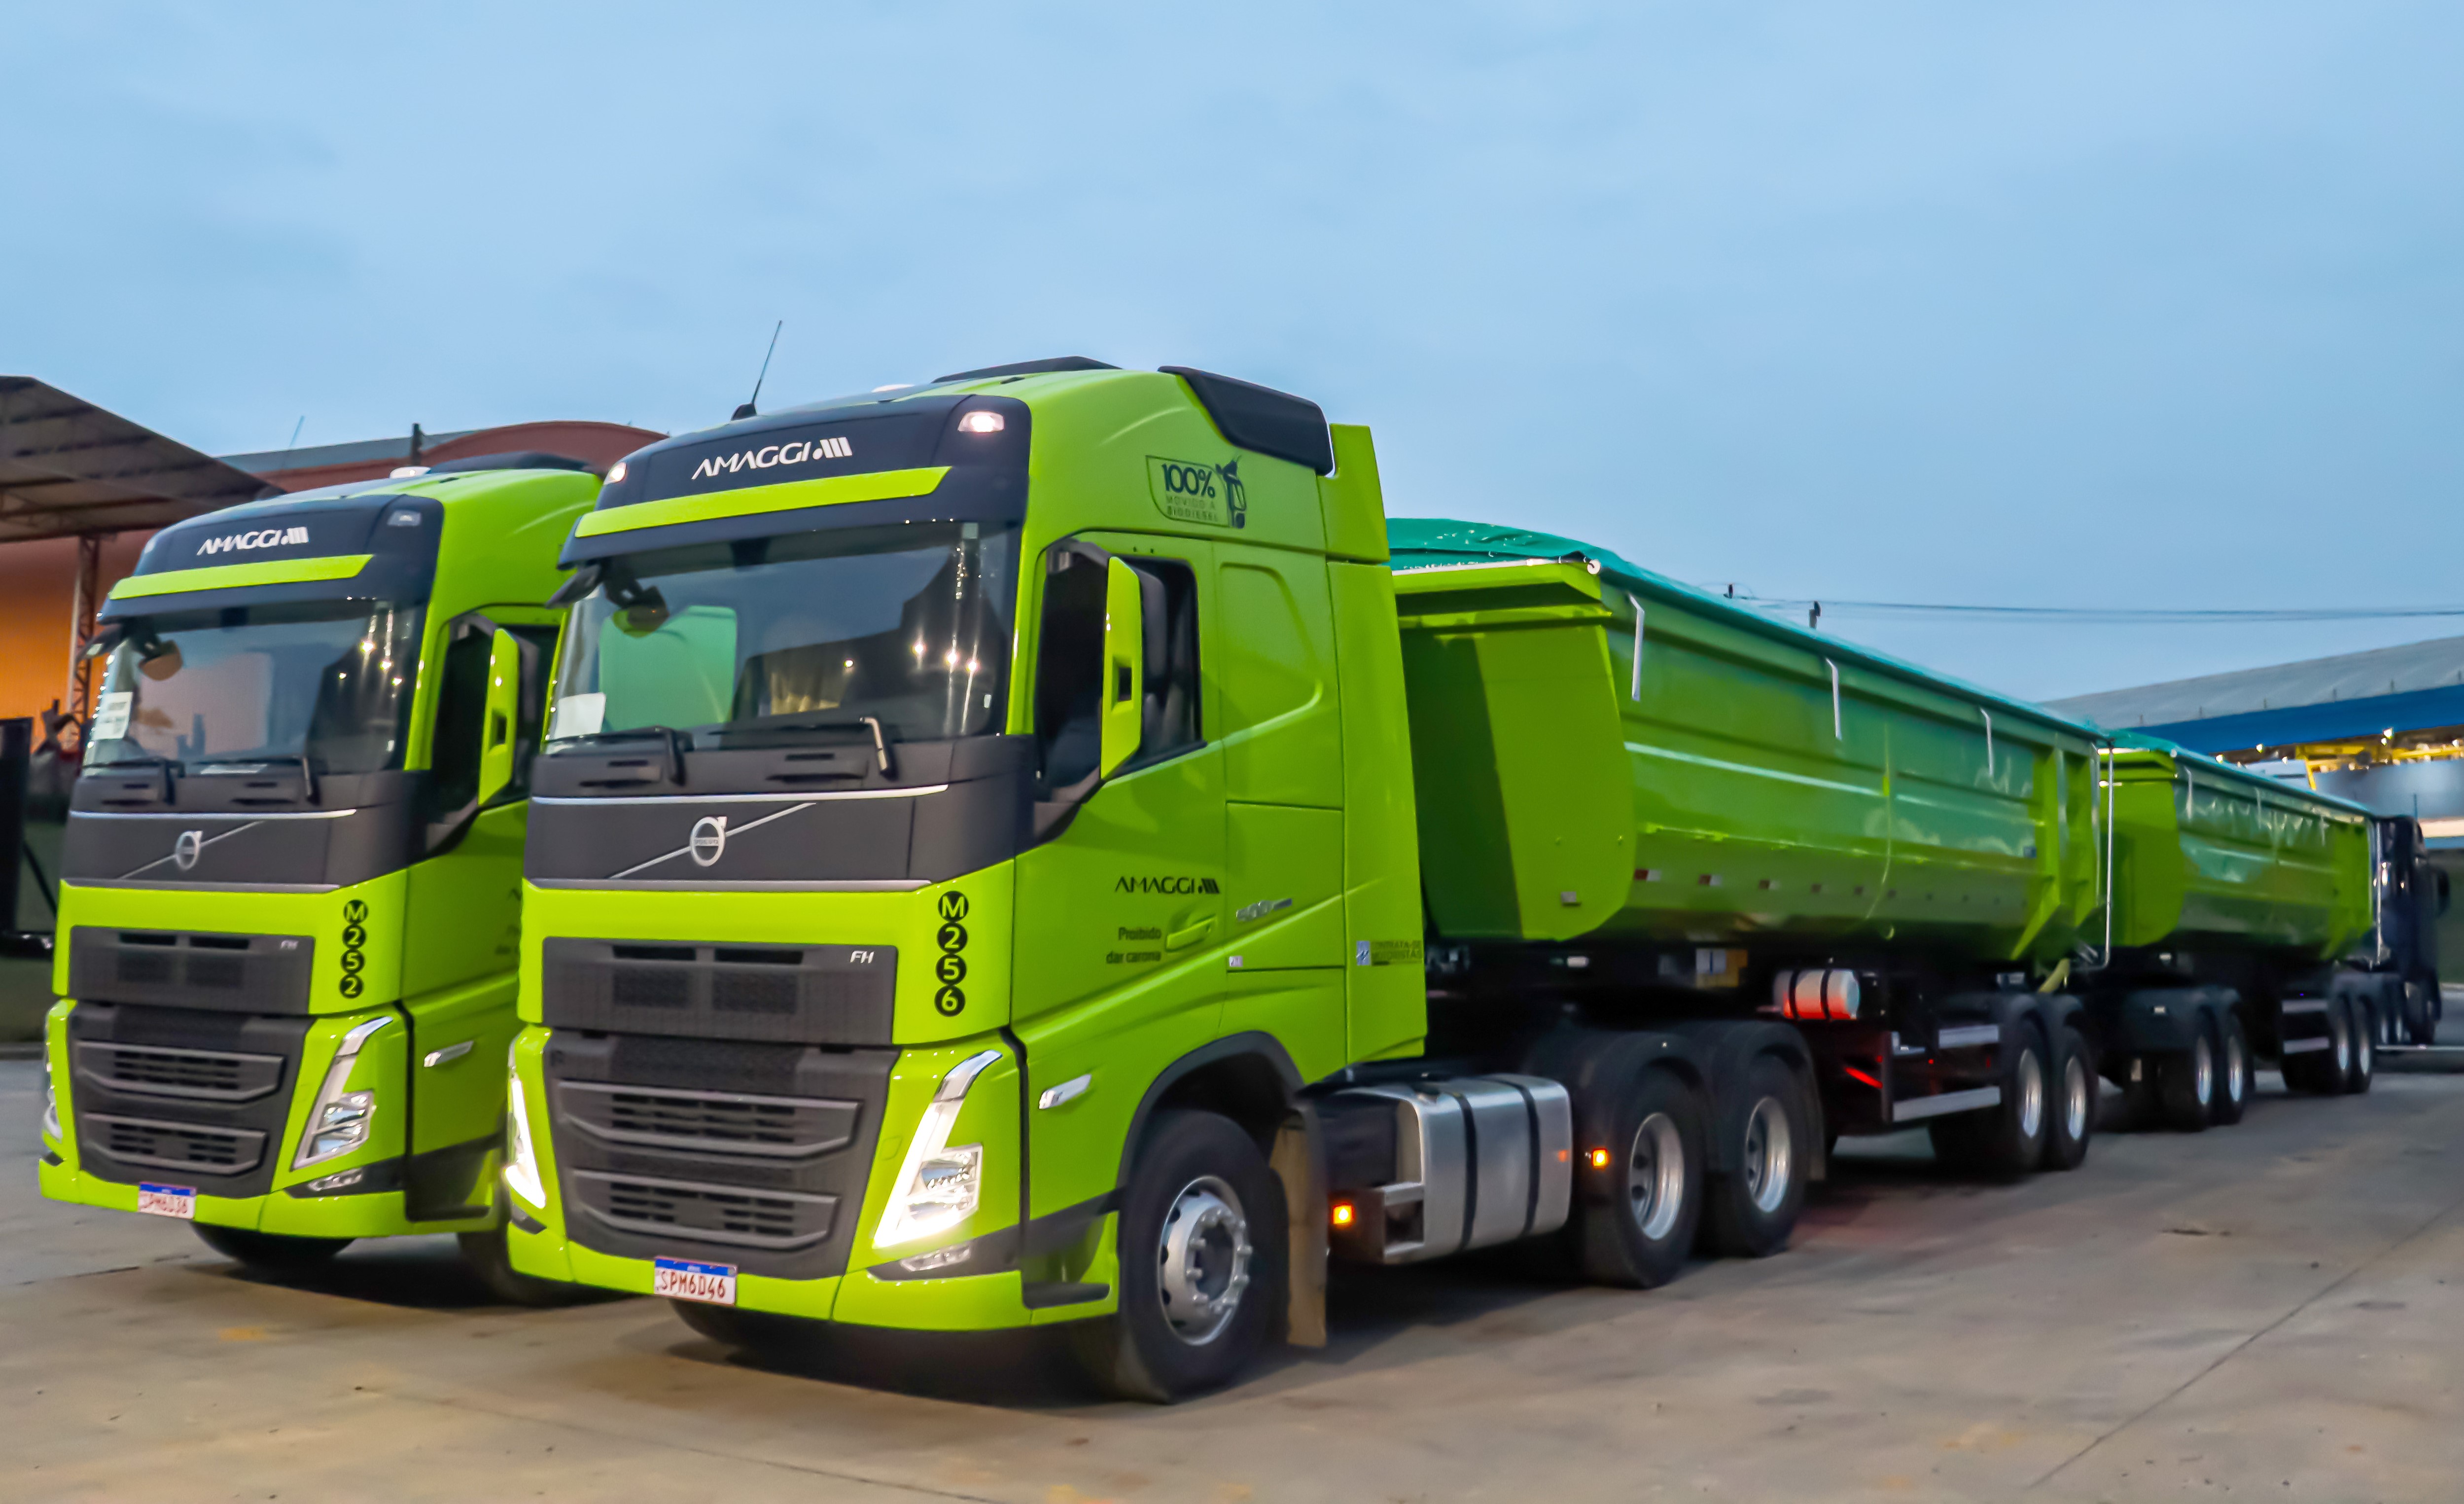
<box><xmin>733</xmin><ymin>320</ymin><xmax>783</xmax><ymax>421</ymax></box>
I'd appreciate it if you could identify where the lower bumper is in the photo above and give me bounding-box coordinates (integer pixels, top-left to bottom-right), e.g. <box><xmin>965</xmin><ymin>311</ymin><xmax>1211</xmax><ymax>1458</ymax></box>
<box><xmin>507</xmin><ymin>1213</ymin><xmax>1120</xmax><ymax>1330</ymax></box>
<box><xmin>38</xmin><ymin>1158</ymin><xmax>493</xmax><ymax>1239</ymax></box>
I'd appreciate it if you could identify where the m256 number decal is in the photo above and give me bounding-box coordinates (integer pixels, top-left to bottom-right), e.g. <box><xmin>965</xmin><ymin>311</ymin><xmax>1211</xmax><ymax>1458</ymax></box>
<box><xmin>337</xmin><ymin>899</ymin><xmax>370</xmax><ymax>999</ymax></box>
<box><xmin>934</xmin><ymin>891</ymin><xmax>969</xmax><ymax>1016</ymax></box>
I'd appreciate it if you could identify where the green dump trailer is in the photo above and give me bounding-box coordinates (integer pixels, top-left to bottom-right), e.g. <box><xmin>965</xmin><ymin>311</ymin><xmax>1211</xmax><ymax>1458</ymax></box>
<box><xmin>496</xmin><ymin>362</ymin><xmax>2404</xmax><ymax>1401</ymax></box>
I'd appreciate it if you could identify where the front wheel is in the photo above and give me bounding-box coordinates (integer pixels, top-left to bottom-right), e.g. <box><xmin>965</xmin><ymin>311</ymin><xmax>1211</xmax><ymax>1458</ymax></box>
<box><xmin>192</xmin><ymin>1223</ymin><xmax>353</xmax><ymax>1275</ymax></box>
<box><xmin>1071</xmin><ymin>1110</ymin><xmax>1284</xmax><ymax>1403</ymax></box>
<box><xmin>458</xmin><ymin>1225</ymin><xmax>595</xmax><ymax>1307</ymax></box>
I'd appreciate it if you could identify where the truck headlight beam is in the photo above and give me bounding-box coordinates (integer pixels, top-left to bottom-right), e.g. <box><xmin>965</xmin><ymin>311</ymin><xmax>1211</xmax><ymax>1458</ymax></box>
<box><xmin>874</xmin><ymin>1048</ymin><xmax>1002</xmax><ymax>1251</ymax></box>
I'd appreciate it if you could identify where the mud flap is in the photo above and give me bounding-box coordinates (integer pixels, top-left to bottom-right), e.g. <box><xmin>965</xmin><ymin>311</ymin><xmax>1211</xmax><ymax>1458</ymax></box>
<box><xmin>1271</xmin><ymin>1106</ymin><xmax>1327</xmax><ymax>1348</ymax></box>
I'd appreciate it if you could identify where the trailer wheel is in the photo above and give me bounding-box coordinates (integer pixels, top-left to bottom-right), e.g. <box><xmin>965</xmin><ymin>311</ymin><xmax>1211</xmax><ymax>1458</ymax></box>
<box><xmin>2210</xmin><ymin>1012</ymin><xmax>2250</xmax><ymax>1127</ymax></box>
<box><xmin>1071</xmin><ymin>1109</ymin><xmax>1282</xmax><ymax>1403</ymax></box>
<box><xmin>192</xmin><ymin>1224</ymin><xmax>352</xmax><ymax>1275</ymax></box>
<box><xmin>1703</xmin><ymin>1056</ymin><xmax>1808</xmax><ymax>1258</ymax></box>
<box><xmin>2156</xmin><ymin>1026</ymin><xmax>2216</xmax><ymax>1132</ymax></box>
<box><xmin>2403</xmin><ymin>980</ymin><xmax>2436</xmax><ymax>1045</ymax></box>
<box><xmin>2042</xmin><ymin>1025</ymin><xmax>2094</xmax><ymax>1172</ymax></box>
<box><xmin>1572</xmin><ymin>1067</ymin><xmax>1703</xmax><ymax>1288</ymax></box>
<box><xmin>1929</xmin><ymin>1021</ymin><xmax>2050</xmax><ymax>1177</ymax></box>
<box><xmin>2341</xmin><ymin>998</ymin><xmax>2376</xmax><ymax>1095</ymax></box>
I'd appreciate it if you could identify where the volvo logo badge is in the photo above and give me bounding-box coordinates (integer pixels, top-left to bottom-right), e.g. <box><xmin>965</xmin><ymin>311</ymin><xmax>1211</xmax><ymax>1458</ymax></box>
<box><xmin>688</xmin><ymin>816</ymin><xmax>728</xmax><ymax>867</ymax></box>
<box><xmin>173</xmin><ymin>829</ymin><xmax>205</xmax><ymax>872</ymax></box>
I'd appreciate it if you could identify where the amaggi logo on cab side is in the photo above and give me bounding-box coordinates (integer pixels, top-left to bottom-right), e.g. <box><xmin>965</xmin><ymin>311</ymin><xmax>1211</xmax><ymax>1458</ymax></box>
<box><xmin>688</xmin><ymin>435</ymin><xmax>853</xmax><ymax>482</ymax></box>
<box><xmin>196</xmin><ymin>526</ymin><xmax>311</xmax><ymax>557</ymax></box>
<box><xmin>1145</xmin><ymin>456</ymin><xmax>1248</xmax><ymax>529</ymax></box>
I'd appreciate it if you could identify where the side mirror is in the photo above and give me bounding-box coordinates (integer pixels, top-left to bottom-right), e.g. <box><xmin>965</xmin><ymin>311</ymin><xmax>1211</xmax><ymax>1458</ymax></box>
<box><xmin>475</xmin><ymin>628</ymin><xmax>521</xmax><ymax>806</ymax></box>
<box><xmin>1099</xmin><ymin>557</ymin><xmax>1144</xmax><ymax>778</ymax></box>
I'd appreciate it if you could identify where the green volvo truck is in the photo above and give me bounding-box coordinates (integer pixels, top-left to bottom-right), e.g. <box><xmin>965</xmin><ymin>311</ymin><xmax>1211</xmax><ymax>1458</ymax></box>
<box><xmin>37</xmin><ymin>458</ymin><xmax>594</xmax><ymax>1294</ymax></box>
<box><xmin>500</xmin><ymin>359</ymin><xmax>2391</xmax><ymax>1398</ymax></box>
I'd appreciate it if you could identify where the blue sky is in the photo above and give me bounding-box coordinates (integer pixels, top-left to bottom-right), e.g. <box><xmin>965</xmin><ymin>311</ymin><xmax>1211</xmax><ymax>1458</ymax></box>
<box><xmin>6</xmin><ymin>3</ymin><xmax>2459</xmax><ymax>701</ymax></box>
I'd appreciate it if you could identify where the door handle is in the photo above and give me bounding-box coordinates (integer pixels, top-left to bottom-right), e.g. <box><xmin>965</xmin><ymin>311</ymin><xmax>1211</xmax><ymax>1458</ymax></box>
<box><xmin>1165</xmin><ymin>916</ymin><xmax>1215</xmax><ymax>952</ymax></box>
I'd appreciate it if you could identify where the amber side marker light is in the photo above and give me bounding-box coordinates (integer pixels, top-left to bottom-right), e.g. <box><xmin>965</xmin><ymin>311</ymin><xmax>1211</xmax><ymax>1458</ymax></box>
<box><xmin>1588</xmin><ymin>1147</ymin><xmax>1612</xmax><ymax>1169</ymax></box>
<box><xmin>1331</xmin><ymin>1202</ymin><xmax>1356</xmax><ymax>1228</ymax></box>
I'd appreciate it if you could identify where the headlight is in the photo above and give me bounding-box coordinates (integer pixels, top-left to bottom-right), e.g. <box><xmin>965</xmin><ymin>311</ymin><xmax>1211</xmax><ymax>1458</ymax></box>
<box><xmin>873</xmin><ymin>1048</ymin><xmax>1002</xmax><ymax>1250</ymax></box>
<box><xmin>41</xmin><ymin>1051</ymin><xmax>61</xmax><ymax>1140</ymax></box>
<box><xmin>292</xmin><ymin>1016</ymin><xmax>391</xmax><ymax>1169</ymax></box>
<box><xmin>502</xmin><ymin>1069</ymin><xmax>546</xmax><ymax>1210</ymax></box>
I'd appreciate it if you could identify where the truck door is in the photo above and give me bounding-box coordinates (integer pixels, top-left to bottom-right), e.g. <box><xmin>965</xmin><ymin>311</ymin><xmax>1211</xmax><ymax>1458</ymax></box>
<box><xmin>1013</xmin><ymin>535</ymin><xmax>1226</xmax><ymax>1220</ymax></box>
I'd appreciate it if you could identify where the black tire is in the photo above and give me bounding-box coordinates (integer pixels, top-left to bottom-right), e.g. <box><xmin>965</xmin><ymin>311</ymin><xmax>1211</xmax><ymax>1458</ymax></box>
<box><xmin>2155</xmin><ymin>1029</ymin><xmax>2215</xmax><ymax>1133</ymax></box>
<box><xmin>192</xmin><ymin>1223</ymin><xmax>352</xmax><ymax>1274</ymax></box>
<box><xmin>2403</xmin><ymin>981</ymin><xmax>2438</xmax><ymax>1046</ymax></box>
<box><xmin>2341</xmin><ymin>996</ymin><xmax>2376</xmax><ymax>1095</ymax></box>
<box><xmin>1702</xmin><ymin>1055</ymin><xmax>1809</xmax><ymax>1258</ymax></box>
<box><xmin>1070</xmin><ymin>1110</ymin><xmax>1284</xmax><ymax>1403</ymax></box>
<box><xmin>1930</xmin><ymin>1021</ymin><xmax>2051</xmax><ymax>1178</ymax></box>
<box><xmin>669</xmin><ymin>1298</ymin><xmax>814</xmax><ymax>1353</ymax></box>
<box><xmin>2211</xmin><ymin>1011</ymin><xmax>2251</xmax><ymax>1127</ymax></box>
<box><xmin>458</xmin><ymin>1225</ymin><xmax>594</xmax><ymax>1307</ymax></box>
<box><xmin>1570</xmin><ymin>1066</ymin><xmax>1705</xmax><ymax>1288</ymax></box>
<box><xmin>2042</xmin><ymin>1025</ymin><xmax>2094</xmax><ymax>1172</ymax></box>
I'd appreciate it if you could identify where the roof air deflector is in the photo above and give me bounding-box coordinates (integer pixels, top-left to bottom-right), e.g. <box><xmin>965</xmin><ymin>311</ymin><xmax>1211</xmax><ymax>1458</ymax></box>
<box><xmin>1159</xmin><ymin>366</ymin><xmax>1335</xmax><ymax>475</ymax></box>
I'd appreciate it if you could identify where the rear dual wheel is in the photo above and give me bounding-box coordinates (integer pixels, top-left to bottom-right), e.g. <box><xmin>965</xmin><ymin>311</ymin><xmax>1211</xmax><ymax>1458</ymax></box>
<box><xmin>2043</xmin><ymin>1025</ymin><xmax>2094</xmax><ymax>1172</ymax></box>
<box><xmin>1573</xmin><ymin>1067</ymin><xmax>1705</xmax><ymax>1288</ymax></box>
<box><xmin>2211</xmin><ymin>1013</ymin><xmax>2251</xmax><ymax>1126</ymax></box>
<box><xmin>1931</xmin><ymin>1023</ymin><xmax>2052</xmax><ymax>1176</ymax></box>
<box><xmin>2284</xmin><ymin>998</ymin><xmax>2356</xmax><ymax>1096</ymax></box>
<box><xmin>1702</xmin><ymin>1057</ymin><xmax>1809</xmax><ymax>1258</ymax></box>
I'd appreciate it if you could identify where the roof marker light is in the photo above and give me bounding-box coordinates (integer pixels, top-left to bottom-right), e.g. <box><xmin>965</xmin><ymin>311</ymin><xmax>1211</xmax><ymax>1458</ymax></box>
<box><xmin>956</xmin><ymin>411</ymin><xmax>1005</xmax><ymax>434</ymax></box>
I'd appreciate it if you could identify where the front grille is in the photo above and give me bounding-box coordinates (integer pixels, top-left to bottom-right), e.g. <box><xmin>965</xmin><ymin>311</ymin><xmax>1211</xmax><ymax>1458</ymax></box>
<box><xmin>544</xmin><ymin>1032</ymin><xmax>895</xmax><ymax>1280</ymax></box>
<box><xmin>74</xmin><ymin>1041</ymin><xmax>285</xmax><ymax>1102</ymax></box>
<box><xmin>540</xmin><ymin>938</ymin><xmax>897</xmax><ymax>1045</ymax></box>
<box><xmin>70</xmin><ymin>928</ymin><xmax>315</xmax><ymax>1014</ymax></box>
<box><xmin>67</xmin><ymin>1001</ymin><xmax>314</xmax><ymax>1197</ymax></box>
<box><xmin>85</xmin><ymin>1112</ymin><xmax>267</xmax><ymax>1174</ymax></box>
<box><xmin>558</xmin><ymin>1080</ymin><xmax>859</xmax><ymax>1159</ymax></box>
<box><xmin>571</xmin><ymin>1170</ymin><xmax>837</xmax><ymax>1251</ymax></box>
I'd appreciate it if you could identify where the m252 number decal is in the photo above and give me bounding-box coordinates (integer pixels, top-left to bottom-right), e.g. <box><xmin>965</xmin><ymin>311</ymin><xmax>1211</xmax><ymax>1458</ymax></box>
<box><xmin>934</xmin><ymin>891</ymin><xmax>969</xmax><ymax>1016</ymax></box>
<box><xmin>338</xmin><ymin>899</ymin><xmax>370</xmax><ymax>1000</ymax></box>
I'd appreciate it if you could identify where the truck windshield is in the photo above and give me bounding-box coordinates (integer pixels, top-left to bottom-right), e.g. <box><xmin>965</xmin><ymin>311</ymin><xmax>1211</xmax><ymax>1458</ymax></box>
<box><xmin>551</xmin><ymin>520</ymin><xmax>1020</xmax><ymax>746</ymax></box>
<box><xmin>83</xmin><ymin>601</ymin><xmax>425</xmax><ymax>775</ymax></box>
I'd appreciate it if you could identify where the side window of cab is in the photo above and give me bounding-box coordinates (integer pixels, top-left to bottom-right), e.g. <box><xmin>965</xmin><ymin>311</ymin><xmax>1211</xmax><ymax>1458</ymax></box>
<box><xmin>430</xmin><ymin>613</ymin><xmax>557</xmax><ymax>815</ymax></box>
<box><xmin>1032</xmin><ymin>547</ymin><xmax>1200</xmax><ymax>792</ymax></box>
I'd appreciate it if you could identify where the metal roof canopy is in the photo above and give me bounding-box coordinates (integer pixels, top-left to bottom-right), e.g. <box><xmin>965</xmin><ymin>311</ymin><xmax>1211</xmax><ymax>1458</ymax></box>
<box><xmin>2046</xmin><ymin>635</ymin><xmax>2464</xmax><ymax>751</ymax></box>
<box><xmin>0</xmin><ymin>377</ymin><xmax>275</xmax><ymax>543</ymax></box>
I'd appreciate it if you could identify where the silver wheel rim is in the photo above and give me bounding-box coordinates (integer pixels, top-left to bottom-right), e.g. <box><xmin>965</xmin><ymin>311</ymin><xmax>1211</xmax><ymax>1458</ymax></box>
<box><xmin>1627</xmin><ymin>1111</ymin><xmax>1687</xmax><ymax>1241</ymax></box>
<box><xmin>2017</xmin><ymin>1049</ymin><xmax>2045</xmax><ymax>1141</ymax></box>
<box><xmin>2225</xmin><ymin>1030</ymin><xmax>2247</xmax><ymax>1103</ymax></box>
<box><xmin>2357</xmin><ymin>1017</ymin><xmax>2373</xmax><ymax>1075</ymax></box>
<box><xmin>1156</xmin><ymin>1174</ymin><xmax>1250</xmax><ymax>1347</ymax></box>
<box><xmin>1740</xmin><ymin>1096</ymin><xmax>1794</xmax><ymax>1216</ymax></box>
<box><xmin>2332</xmin><ymin>1011</ymin><xmax>2352</xmax><ymax>1073</ymax></box>
<box><xmin>2063</xmin><ymin>1054</ymin><xmax>2090</xmax><ymax>1141</ymax></box>
<box><xmin>2192</xmin><ymin>1035</ymin><xmax>2214</xmax><ymax>1106</ymax></box>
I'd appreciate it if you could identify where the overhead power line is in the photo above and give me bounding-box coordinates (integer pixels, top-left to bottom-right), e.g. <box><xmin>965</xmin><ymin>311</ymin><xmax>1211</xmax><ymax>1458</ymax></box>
<box><xmin>1723</xmin><ymin>597</ymin><xmax>2464</xmax><ymax>625</ymax></box>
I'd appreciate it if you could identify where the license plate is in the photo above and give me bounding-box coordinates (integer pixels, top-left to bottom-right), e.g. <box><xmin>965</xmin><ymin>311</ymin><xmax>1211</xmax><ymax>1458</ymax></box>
<box><xmin>653</xmin><ymin>1256</ymin><xmax>737</xmax><ymax>1305</ymax></box>
<box><xmin>137</xmin><ymin>1183</ymin><xmax>197</xmax><ymax>1218</ymax></box>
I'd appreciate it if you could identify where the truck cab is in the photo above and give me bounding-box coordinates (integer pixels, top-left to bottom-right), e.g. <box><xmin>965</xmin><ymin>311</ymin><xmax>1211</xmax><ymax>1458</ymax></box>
<box><xmin>505</xmin><ymin>360</ymin><xmax>1419</xmax><ymax>1393</ymax></box>
<box><xmin>37</xmin><ymin>461</ymin><xmax>596</xmax><ymax>1293</ymax></box>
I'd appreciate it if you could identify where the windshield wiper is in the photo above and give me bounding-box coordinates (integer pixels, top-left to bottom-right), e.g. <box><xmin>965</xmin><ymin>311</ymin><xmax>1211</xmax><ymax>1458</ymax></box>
<box><xmin>553</xmin><ymin>726</ymin><xmax>688</xmax><ymax>785</ymax></box>
<box><xmin>86</xmin><ymin>753</ymin><xmax>178</xmax><ymax>801</ymax></box>
<box><xmin>191</xmin><ymin>754</ymin><xmax>318</xmax><ymax>803</ymax></box>
<box><xmin>723</xmin><ymin>716</ymin><xmax>895</xmax><ymax>775</ymax></box>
